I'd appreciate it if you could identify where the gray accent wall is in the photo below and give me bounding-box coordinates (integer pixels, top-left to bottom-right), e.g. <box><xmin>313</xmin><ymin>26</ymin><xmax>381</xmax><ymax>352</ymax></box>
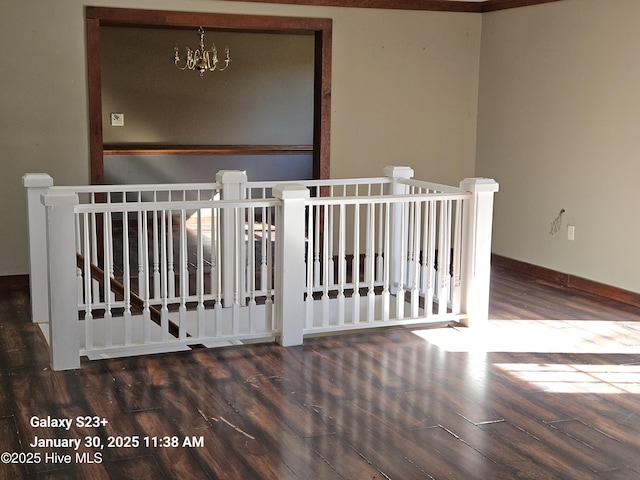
<box><xmin>104</xmin><ymin>154</ymin><xmax>313</xmax><ymax>185</ymax></box>
<box><xmin>101</xmin><ymin>27</ymin><xmax>315</xmax><ymax>146</ymax></box>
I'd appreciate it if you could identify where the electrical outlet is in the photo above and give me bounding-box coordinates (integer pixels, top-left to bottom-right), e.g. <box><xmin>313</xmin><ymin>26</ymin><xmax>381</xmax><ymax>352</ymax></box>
<box><xmin>110</xmin><ymin>113</ymin><xmax>124</xmax><ymax>126</ymax></box>
<box><xmin>568</xmin><ymin>225</ymin><xmax>575</xmax><ymax>241</ymax></box>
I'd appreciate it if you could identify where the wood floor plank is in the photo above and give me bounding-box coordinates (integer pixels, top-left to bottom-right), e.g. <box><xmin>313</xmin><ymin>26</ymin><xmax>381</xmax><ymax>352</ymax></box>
<box><xmin>214</xmin><ymin>380</ymin><xmax>341</xmax><ymax>480</ymax></box>
<box><xmin>305</xmin><ymin>433</ymin><xmax>394</xmax><ymax>479</ymax></box>
<box><xmin>437</xmin><ymin>420</ymin><xmax>556</xmax><ymax>480</ymax></box>
<box><xmin>479</xmin><ymin>420</ymin><xmax>597</xmax><ymax>479</ymax></box>
<box><xmin>130</xmin><ymin>410</ymin><xmax>211</xmax><ymax>479</ymax></box>
<box><xmin>154</xmin><ymin>355</ymin><xmax>295</xmax><ymax>480</ymax></box>
<box><xmin>221</xmin><ymin>346</ymin><xmax>343</xmax><ymax>441</ymax></box>
<box><xmin>107</xmin><ymin>455</ymin><xmax>165</xmax><ymax>479</ymax></box>
<box><xmin>106</xmin><ymin>358</ymin><xmax>159</xmax><ymax>412</ymax></box>
<box><xmin>341</xmin><ymin>417</ymin><xmax>469</xmax><ymax>479</ymax></box>
<box><xmin>0</xmin><ymin>416</ymin><xmax>26</xmax><ymax>479</ymax></box>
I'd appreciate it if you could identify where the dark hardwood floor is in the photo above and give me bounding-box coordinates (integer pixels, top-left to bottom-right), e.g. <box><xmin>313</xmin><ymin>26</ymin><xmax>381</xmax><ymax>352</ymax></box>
<box><xmin>1</xmin><ymin>265</ymin><xmax>640</xmax><ymax>479</ymax></box>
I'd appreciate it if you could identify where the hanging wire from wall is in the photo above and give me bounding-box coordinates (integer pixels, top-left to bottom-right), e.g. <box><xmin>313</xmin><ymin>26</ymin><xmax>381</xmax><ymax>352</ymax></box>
<box><xmin>549</xmin><ymin>208</ymin><xmax>565</xmax><ymax>235</ymax></box>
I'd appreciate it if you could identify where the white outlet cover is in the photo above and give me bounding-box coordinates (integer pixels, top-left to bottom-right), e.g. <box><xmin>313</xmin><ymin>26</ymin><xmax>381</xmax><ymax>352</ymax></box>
<box><xmin>110</xmin><ymin>113</ymin><xmax>124</xmax><ymax>126</ymax></box>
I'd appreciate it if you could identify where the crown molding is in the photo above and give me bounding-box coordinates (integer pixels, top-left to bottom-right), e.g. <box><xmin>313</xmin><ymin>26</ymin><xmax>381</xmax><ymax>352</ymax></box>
<box><xmin>482</xmin><ymin>0</ymin><xmax>562</xmax><ymax>12</ymax></box>
<box><xmin>223</xmin><ymin>0</ymin><xmax>483</xmax><ymax>12</ymax></box>
<box><xmin>218</xmin><ymin>0</ymin><xmax>562</xmax><ymax>13</ymax></box>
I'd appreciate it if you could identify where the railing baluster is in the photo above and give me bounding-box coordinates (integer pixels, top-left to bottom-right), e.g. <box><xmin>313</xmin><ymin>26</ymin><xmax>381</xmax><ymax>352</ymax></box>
<box><xmin>444</xmin><ymin>200</ymin><xmax>453</xmax><ymax>310</ymax></box>
<box><xmin>313</xmin><ymin>203</ymin><xmax>321</xmax><ymax>287</ymax></box>
<box><xmin>102</xmin><ymin>208</ymin><xmax>113</xmax><ymax>347</ymax></box>
<box><xmin>209</xmin><ymin>204</ymin><xmax>217</xmax><ymax>299</ymax></box>
<box><xmin>90</xmin><ymin>194</ymin><xmax>99</xmax><ymax>303</ymax></box>
<box><xmin>328</xmin><ymin>187</ymin><xmax>335</xmax><ymax>286</ymax></box>
<box><xmin>137</xmin><ymin>192</ymin><xmax>144</xmax><ymax>298</ymax></box>
<box><xmin>376</xmin><ymin>186</ymin><xmax>384</xmax><ymax>282</ymax></box>
<box><xmin>108</xmin><ymin>193</ymin><xmax>116</xmax><ymax>304</ymax></box>
<box><xmin>141</xmin><ymin>210</ymin><xmax>151</xmax><ymax>343</ymax></box>
<box><xmin>152</xmin><ymin>193</ymin><xmax>160</xmax><ymax>299</ymax></box>
<box><xmin>447</xmin><ymin>200</ymin><xmax>454</xmax><ymax>310</ymax></box>
<box><xmin>364</xmin><ymin>199</ymin><xmax>372</xmax><ymax>290</ymax></box>
<box><xmin>367</xmin><ymin>202</ymin><xmax>376</xmax><ymax>322</ymax></box>
<box><xmin>214</xmin><ymin>205</ymin><xmax>223</xmax><ymax>337</ymax></box>
<box><xmin>451</xmin><ymin>199</ymin><xmax>463</xmax><ymax>314</ymax></box>
<box><xmin>437</xmin><ymin>200</ymin><xmax>447</xmax><ymax>315</ymax></box>
<box><xmin>248</xmin><ymin>205</ymin><xmax>257</xmax><ymax>333</ymax></box>
<box><xmin>352</xmin><ymin>202</ymin><xmax>361</xmax><ymax>324</ymax></box>
<box><xmin>382</xmin><ymin>202</ymin><xmax>391</xmax><ymax>321</ymax></box>
<box><xmin>82</xmin><ymin>212</ymin><xmax>93</xmax><ymax>350</ymax></box>
<box><xmin>75</xmin><ymin>214</ymin><xmax>83</xmax><ymax>303</ymax></box>
<box><xmin>167</xmin><ymin>209</ymin><xmax>175</xmax><ymax>298</ymax></box>
<box><xmin>407</xmin><ymin>195</ymin><xmax>415</xmax><ymax>288</ymax></box>
<box><xmin>265</xmin><ymin>205</ymin><xmax>274</xmax><ymax>331</ymax></box>
<box><xmin>410</xmin><ymin>200</ymin><xmax>421</xmax><ymax>318</ymax></box>
<box><xmin>337</xmin><ymin>203</ymin><xmax>346</xmax><ymax>325</ymax></box>
<box><xmin>232</xmin><ymin>207</ymin><xmax>241</xmax><ymax>335</ymax></box>
<box><xmin>196</xmin><ymin>207</ymin><xmax>205</xmax><ymax>337</ymax></box>
<box><xmin>321</xmin><ymin>205</ymin><xmax>330</xmax><ymax>327</ymax></box>
<box><xmin>396</xmin><ymin>201</ymin><xmax>406</xmax><ymax>320</ymax></box>
<box><xmin>305</xmin><ymin>204</ymin><xmax>314</xmax><ymax>329</ymax></box>
<box><xmin>123</xmin><ymin>209</ymin><xmax>132</xmax><ymax>345</ymax></box>
<box><xmin>426</xmin><ymin>201</ymin><xmax>436</xmax><ymax>316</ymax></box>
<box><xmin>260</xmin><ymin>198</ymin><xmax>268</xmax><ymax>293</ymax></box>
<box><xmin>160</xmin><ymin>208</ymin><xmax>169</xmax><ymax>341</ymax></box>
<box><xmin>180</xmin><ymin>207</ymin><xmax>189</xmax><ymax>339</ymax></box>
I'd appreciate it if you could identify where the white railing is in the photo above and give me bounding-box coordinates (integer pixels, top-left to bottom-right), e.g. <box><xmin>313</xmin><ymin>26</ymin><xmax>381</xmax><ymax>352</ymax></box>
<box><xmin>24</xmin><ymin>167</ymin><xmax>498</xmax><ymax>370</ymax></box>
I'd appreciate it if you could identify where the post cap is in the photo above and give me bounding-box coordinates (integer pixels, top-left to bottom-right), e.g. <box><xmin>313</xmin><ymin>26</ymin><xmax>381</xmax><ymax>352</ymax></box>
<box><xmin>41</xmin><ymin>190</ymin><xmax>79</xmax><ymax>207</ymax></box>
<box><xmin>216</xmin><ymin>170</ymin><xmax>248</xmax><ymax>183</ymax></box>
<box><xmin>273</xmin><ymin>184</ymin><xmax>310</xmax><ymax>200</ymax></box>
<box><xmin>383</xmin><ymin>166</ymin><xmax>414</xmax><ymax>179</ymax></box>
<box><xmin>460</xmin><ymin>178</ymin><xmax>499</xmax><ymax>193</ymax></box>
<box><xmin>23</xmin><ymin>173</ymin><xmax>54</xmax><ymax>188</ymax></box>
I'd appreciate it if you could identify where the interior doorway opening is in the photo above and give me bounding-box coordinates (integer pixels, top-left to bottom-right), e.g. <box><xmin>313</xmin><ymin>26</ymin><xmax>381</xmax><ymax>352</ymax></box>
<box><xmin>86</xmin><ymin>7</ymin><xmax>332</xmax><ymax>185</ymax></box>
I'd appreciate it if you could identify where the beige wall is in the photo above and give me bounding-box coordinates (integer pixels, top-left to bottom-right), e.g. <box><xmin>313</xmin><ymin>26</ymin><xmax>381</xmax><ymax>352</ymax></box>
<box><xmin>0</xmin><ymin>0</ymin><xmax>481</xmax><ymax>276</ymax></box>
<box><xmin>476</xmin><ymin>0</ymin><xmax>640</xmax><ymax>292</ymax></box>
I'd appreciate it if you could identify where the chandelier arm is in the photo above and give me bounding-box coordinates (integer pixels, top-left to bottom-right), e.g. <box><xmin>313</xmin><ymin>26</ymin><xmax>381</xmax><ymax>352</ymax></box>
<box><xmin>174</xmin><ymin>62</ymin><xmax>190</xmax><ymax>71</ymax></box>
<box><xmin>215</xmin><ymin>60</ymin><xmax>230</xmax><ymax>72</ymax></box>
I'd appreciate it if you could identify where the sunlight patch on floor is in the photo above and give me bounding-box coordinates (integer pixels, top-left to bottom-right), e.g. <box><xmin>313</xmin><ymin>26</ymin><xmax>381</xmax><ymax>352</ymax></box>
<box><xmin>492</xmin><ymin>363</ymin><xmax>640</xmax><ymax>394</ymax></box>
<box><xmin>412</xmin><ymin>320</ymin><xmax>640</xmax><ymax>355</ymax></box>
<box><xmin>412</xmin><ymin>320</ymin><xmax>640</xmax><ymax>394</ymax></box>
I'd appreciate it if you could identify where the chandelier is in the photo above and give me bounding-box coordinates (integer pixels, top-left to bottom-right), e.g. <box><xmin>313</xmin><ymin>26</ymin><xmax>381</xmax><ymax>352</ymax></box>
<box><xmin>174</xmin><ymin>27</ymin><xmax>230</xmax><ymax>77</ymax></box>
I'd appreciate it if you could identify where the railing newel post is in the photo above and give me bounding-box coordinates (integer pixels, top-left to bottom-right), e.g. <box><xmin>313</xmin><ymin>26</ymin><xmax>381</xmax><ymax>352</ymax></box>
<box><xmin>42</xmin><ymin>189</ymin><xmax>81</xmax><ymax>370</ymax></box>
<box><xmin>273</xmin><ymin>184</ymin><xmax>309</xmax><ymax>346</ymax></box>
<box><xmin>216</xmin><ymin>170</ymin><xmax>248</xmax><ymax>308</ymax></box>
<box><xmin>383</xmin><ymin>166</ymin><xmax>414</xmax><ymax>296</ymax></box>
<box><xmin>23</xmin><ymin>173</ymin><xmax>54</xmax><ymax>324</ymax></box>
<box><xmin>459</xmin><ymin>178</ymin><xmax>499</xmax><ymax>327</ymax></box>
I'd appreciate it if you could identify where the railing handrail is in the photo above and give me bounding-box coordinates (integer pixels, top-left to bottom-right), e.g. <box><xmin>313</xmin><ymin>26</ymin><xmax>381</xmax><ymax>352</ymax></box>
<box><xmin>248</xmin><ymin>176</ymin><xmax>392</xmax><ymax>190</ymax></box>
<box><xmin>74</xmin><ymin>197</ymin><xmax>280</xmax><ymax>214</ymax></box>
<box><xmin>305</xmin><ymin>191</ymin><xmax>470</xmax><ymax>206</ymax></box>
<box><xmin>50</xmin><ymin>182</ymin><xmax>222</xmax><ymax>196</ymax></box>
<box><xmin>398</xmin><ymin>178</ymin><xmax>467</xmax><ymax>194</ymax></box>
<box><xmin>50</xmin><ymin>176</ymin><xmax>394</xmax><ymax>197</ymax></box>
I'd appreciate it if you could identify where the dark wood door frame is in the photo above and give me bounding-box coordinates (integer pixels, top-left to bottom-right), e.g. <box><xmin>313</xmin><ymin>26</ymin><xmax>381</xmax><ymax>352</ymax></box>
<box><xmin>86</xmin><ymin>6</ymin><xmax>332</xmax><ymax>184</ymax></box>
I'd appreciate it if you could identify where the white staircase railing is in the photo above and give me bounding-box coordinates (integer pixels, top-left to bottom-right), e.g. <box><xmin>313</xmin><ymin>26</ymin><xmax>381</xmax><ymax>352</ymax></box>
<box><xmin>24</xmin><ymin>167</ymin><xmax>498</xmax><ymax>370</ymax></box>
